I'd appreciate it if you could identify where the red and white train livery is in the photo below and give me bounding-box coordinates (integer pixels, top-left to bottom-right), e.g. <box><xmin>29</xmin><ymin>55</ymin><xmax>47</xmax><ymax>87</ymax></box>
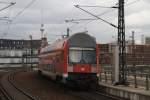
<box><xmin>38</xmin><ymin>32</ymin><xmax>100</xmax><ymax>86</ymax></box>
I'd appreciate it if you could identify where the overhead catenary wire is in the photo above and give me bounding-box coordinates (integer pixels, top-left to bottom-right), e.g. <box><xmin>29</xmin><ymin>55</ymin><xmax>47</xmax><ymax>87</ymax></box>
<box><xmin>77</xmin><ymin>0</ymin><xmax>140</xmax><ymax>8</ymax></box>
<box><xmin>0</xmin><ymin>2</ymin><xmax>15</xmax><ymax>38</ymax></box>
<box><xmin>65</xmin><ymin>8</ymin><xmax>116</xmax><ymax>34</ymax></box>
<box><xmin>74</xmin><ymin>5</ymin><xmax>118</xmax><ymax>29</ymax></box>
<box><xmin>71</xmin><ymin>0</ymin><xmax>140</xmax><ymax>30</ymax></box>
<box><xmin>69</xmin><ymin>8</ymin><xmax>116</xmax><ymax>28</ymax></box>
<box><xmin>77</xmin><ymin>0</ymin><xmax>140</xmax><ymax>20</ymax></box>
<box><xmin>2</xmin><ymin>0</ymin><xmax>37</xmax><ymax>38</ymax></box>
<box><xmin>64</xmin><ymin>0</ymin><xmax>139</xmax><ymax>38</ymax></box>
<box><xmin>67</xmin><ymin>2</ymin><xmax>119</xmax><ymax>30</ymax></box>
<box><xmin>126</xmin><ymin>0</ymin><xmax>141</xmax><ymax>6</ymax></box>
<box><xmin>12</xmin><ymin>0</ymin><xmax>37</xmax><ymax>22</ymax></box>
<box><xmin>73</xmin><ymin>0</ymin><xmax>140</xmax><ymax>22</ymax></box>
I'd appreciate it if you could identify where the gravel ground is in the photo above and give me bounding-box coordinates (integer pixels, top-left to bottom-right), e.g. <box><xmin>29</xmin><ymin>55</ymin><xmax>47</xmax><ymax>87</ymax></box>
<box><xmin>0</xmin><ymin>71</ymin><xmax>6</xmax><ymax>78</ymax></box>
<box><xmin>14</xmin><ymin>71</ymin><xmax>82</xmax><ymax>100</ymax></box>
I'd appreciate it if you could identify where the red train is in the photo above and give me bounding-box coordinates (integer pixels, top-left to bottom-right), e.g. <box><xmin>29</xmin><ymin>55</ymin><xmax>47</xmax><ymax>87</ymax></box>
<box><xmin>38</xmin><ymin>32</ymin><xmax>100</xmax><ymax>86</ymax></box>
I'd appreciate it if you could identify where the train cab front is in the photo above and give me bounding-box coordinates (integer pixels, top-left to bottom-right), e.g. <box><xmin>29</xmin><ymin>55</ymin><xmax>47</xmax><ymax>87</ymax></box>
<box><xmin>63</xmin><ymin>33</ymin><xmax>100</xmax><ymax>87</ymax></box>
<box><xmin>66</xmin><ymin>47</ymin><xmax>99</xmax><ymax>86</ymax></box>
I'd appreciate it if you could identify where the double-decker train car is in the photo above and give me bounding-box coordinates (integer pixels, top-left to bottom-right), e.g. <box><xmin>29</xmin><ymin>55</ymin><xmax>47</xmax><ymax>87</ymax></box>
<box><xmin>38</xmin><ymin>32</ymin><xmax>100</xmax><ymax>86</ymax></box>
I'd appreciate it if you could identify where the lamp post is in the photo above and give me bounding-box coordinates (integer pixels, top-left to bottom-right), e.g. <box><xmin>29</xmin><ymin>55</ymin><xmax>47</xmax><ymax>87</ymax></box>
<box><xmin>29</xmin><ymin>35</ymin><xmax>33</xmax><ymax>70</ymax></box>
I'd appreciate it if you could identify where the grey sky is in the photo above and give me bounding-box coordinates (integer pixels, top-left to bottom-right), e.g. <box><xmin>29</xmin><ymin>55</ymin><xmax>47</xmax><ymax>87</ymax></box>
<box><xmin>0</xmin><ymin>0</ymin><xmax>150</xmax><ymax>44</ymax></box>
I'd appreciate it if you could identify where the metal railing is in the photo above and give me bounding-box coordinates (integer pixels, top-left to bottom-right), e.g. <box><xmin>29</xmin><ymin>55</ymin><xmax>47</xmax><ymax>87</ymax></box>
<box><xmin>99</xmin><ymin>70</ymin><xmax>150</xmax><ymax>90</ymax></box>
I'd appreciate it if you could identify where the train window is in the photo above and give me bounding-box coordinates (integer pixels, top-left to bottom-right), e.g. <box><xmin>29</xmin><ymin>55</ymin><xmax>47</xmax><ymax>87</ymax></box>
<box><xmin>69</xmin><ymin>50</ymin><xmax>82</xmax><ymax>63</ymax></box>
<box><xmin>69</xmin><ymin>49</ymin><xmax>96</xmax><ymax>64</ymax></box>
<box><xmin>82</xmin><ymin>51</ymin><xmax>96</xmax><ymax>64</ymax></box>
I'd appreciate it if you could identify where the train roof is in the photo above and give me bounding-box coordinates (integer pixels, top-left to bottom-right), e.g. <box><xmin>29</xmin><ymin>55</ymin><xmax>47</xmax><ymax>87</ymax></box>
<box><xmin>68</xmin><ymin>32</ymin><xmax>96</xmax><ymax>47</ymax></box>
<box><xmin>40</xmin><ymin>32</ymin><xmax>96</xmax><ymax>54</ymax></box>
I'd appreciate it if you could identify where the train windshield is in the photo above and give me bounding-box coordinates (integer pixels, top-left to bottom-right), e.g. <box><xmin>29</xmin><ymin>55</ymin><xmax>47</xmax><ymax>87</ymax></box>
<box><xmin>69</xmin><ymin>48</ymin><xmax>96</xmax><ymax>64</ymax></box>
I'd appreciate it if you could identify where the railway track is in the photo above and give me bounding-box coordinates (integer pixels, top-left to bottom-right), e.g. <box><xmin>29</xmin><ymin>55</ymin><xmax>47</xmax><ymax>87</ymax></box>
<box><xmin>0</xmin><ymin>71</ymin><xmax>127</xmax><ymax>100</ymax></box>
<box><xmin>0</xmin><ymin>82</ymin><xmax>13</xmax><ymax>100</ymax></box>
<box><xmin>39</xmin><ymin>72</ymin><xmax>126</xmax><ymax>100</ymax></box>
<box><xmin>0</xmin><ymin>71</ymin><xmax>37</xmax><ymax>100</ymax></box>
<box><xmin>0</xmin><ymin>70</ymin><xmax>12</xmax><ymax>100</ymax></box>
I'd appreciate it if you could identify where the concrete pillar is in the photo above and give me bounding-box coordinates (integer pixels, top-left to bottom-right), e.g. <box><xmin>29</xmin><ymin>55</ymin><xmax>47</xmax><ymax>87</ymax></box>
<box><xmin>112</xmin><ymin>45</ymin><xmax>119</xmax><ymax>84</ymax></box>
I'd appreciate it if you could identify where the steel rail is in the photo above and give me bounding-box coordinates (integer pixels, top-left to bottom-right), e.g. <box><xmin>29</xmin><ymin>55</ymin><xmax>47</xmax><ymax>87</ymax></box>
<box><xmin>0</xmin><ymin>83</ymin><xmax>13</xmax><ymax>100</ymax></box>
<box><xmin>7</xmin><ymin>72</ymin><xmax>37</xmax><ymax>100</ymax></box>
<box><xmin>0</xmin><ymin>71</ymin><xmax>37</xmax><ymax>100</ymax></box>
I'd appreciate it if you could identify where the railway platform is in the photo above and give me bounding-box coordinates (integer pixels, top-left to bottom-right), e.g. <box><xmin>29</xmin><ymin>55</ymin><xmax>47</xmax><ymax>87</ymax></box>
<box><xmin>99</xmin><ymin>82</ymin><xmax>150</xmax><ymax>100</ymax></box>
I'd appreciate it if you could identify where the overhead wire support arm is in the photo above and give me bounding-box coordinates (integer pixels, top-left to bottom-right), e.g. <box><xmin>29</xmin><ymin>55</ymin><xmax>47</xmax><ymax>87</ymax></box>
<box><xmin>0</xmin><ymin>2</ymin><xmax>13</xmax><ymax>4</ymax></box>
<box><xmin>0</xmin><ymin>17</ymin><xmax>11</xmax><ymax>22</ymax></box>
<box><xmin>0</xmin><ymin>2</ymin><xmax>16</xmax><ymax>12</ymax></box>
<box><xmin>74</xmin><ymin>5</ymin><xmax>118</xmax><ymax>29</ymax></box>
<box><xmin>12</xmin><ymin>0</ymin><xmax>37</xmax><ymax>21</ymax></box>
<box><xmin>65</xmin><ymin>18</ymin><xmax>98</xmax><ymax>23</ymax></box>
<box><xmin>77</xmin><ymin>5</ymin><xmax>118</xmax><ymax>8</ymax></box>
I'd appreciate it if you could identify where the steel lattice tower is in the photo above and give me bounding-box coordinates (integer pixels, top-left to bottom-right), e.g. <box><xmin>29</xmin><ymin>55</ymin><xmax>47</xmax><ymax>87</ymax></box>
<box><xmin>118</xmin><ymin>0</ymin><xmax>127</xmax><ymax>84</ymax></box>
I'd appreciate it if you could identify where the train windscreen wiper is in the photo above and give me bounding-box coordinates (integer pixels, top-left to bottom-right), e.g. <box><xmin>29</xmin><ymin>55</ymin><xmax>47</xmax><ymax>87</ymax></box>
<box><xmin>80</xmin><ymin>58</ymin><xmax>86</xmax><ymax>63</ymax></box>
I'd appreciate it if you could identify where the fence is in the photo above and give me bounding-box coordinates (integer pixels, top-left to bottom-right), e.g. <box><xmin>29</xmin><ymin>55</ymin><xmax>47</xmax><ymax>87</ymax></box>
<box><xmin>99</xmin><ymin>70</ymin><xmax>150</xmax><ymax>90</ymax></box>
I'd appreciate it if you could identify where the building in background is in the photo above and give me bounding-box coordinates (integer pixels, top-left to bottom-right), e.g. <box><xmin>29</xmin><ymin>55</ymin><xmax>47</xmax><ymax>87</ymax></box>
<box><xmin>145</xmin><ymin>37</ymin><xmax>150</xmax><ymax>45</ymax></box>
<box><xmin>99</xmin><ymin>43</ymin><xmax>150</xmax><ymax>72</ymax></box>
<box><xmin>141</xmin><ymin>34</ymin><xmax>145</xmax><ymax>45</ymax></box>
<box><xmin>0</xmin><ymin>39</ymin><xmax>41</xmax><ymax>67</ymax></box>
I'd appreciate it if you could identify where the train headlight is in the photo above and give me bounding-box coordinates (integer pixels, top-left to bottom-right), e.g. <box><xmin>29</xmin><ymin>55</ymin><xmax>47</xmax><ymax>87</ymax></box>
<box><xmin>63</xmin><ymin>73</ymin><xmax>68</xmax><ymax>78</ymax></box>
<box><xmin>97</xmin><ymin>73</ymin><xmax>100</xmax><ymax>77</ymax></box>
